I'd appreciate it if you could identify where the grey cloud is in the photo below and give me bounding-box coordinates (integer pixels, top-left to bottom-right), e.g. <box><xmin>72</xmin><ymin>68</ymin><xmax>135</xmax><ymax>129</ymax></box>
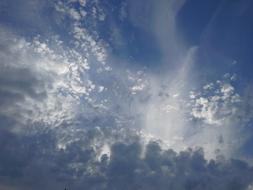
<box><xmin>0</xmin><ymin>129</ymin><xmax>253</xmax><ymax>190</ymax></box>
<box><xmin>105</xmin><ymin>142</ymin><xmax>253</xmax><ymax>190</ymax></box>
<box><xmin>0</xmin><ymin>32</ymin><xmax>47</xmax><ymax>127</ymax></box>
<box><xmin>0</xmin><ymin>67</ymin><xmax>46</xmax><ymax>106</ymax></box>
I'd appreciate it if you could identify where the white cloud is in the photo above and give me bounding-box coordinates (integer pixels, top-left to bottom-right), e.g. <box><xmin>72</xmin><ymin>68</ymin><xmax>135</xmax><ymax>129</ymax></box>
<box><xmin>54</xmin><ymin>1</ymin><xmax>108</xmax><ymax>65</ymax></box>
<box><xmin>0</xmin><ymin>36</ymin><xmax>93</xmax><ymax>127</ymax></box>
<box><xmin>190</xmin><ymin>79</ymin><xmax>241</xmax><ymax>126</ymax></box>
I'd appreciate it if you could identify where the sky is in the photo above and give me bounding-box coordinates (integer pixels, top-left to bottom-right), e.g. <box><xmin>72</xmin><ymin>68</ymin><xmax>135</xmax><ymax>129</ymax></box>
<box><xmin>0</xmin><ymin>0</ymin><xmax>253</xmax><ymax>189</ymax></box>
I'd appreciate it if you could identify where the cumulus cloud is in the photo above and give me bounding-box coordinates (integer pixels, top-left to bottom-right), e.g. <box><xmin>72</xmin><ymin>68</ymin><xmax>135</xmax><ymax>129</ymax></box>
<box><xmin>190</xmin><ymin>77</ymin><xmax>241</xmax><ymax>126</ymax></box>
<box><xmin>186</xmin><ymin>74</ymin><xmax>253</xmax><ymax>158</ymax></box>
<box><xmin>0</xmin><ymin>133</ymin><xmax>253</xmax><ymax>190</ymax></box>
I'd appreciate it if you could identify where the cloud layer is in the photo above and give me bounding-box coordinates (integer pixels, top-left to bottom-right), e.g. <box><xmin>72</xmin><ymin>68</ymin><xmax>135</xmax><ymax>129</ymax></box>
<box><xmin>1</xmin><ymin>132</ymin><xmax>253</xmax><ymax>190</ymax></box>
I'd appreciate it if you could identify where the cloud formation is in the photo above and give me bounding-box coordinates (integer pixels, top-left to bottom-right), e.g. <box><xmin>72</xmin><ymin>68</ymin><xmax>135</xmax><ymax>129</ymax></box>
<box><xmin>1</xmin><ymin>132</ymin><xmax>253</xmax><ymax>190</ymax></box>
<box><xmin>1</xmin><ymin>0</ymin><xmax>253</xmax><ymax>189</ymax></box>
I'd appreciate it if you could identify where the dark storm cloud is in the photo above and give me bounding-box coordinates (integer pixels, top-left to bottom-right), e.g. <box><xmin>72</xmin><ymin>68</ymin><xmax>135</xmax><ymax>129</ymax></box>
<box><xmin>0</xmin><ymin>130</ymin><xmax>253</xmax><ymax>190</ymax></box>
<box><xmin>105</xmin><ymin>142</ymin><xmax>253</xmax><ymax>190</ymax></box>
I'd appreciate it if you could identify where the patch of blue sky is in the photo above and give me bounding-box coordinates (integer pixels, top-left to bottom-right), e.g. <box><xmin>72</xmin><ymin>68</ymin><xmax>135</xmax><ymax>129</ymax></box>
<box><xmin>90</xmin><ymin>0</ymin><xmax>162</xmax><ymax>67</ymax></box>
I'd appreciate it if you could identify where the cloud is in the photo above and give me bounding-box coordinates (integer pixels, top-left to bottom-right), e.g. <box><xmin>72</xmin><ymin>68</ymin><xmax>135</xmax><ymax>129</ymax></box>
<box><xmin>0</xmin><ymin>31</ymin><xmax>92</xmax><ymax>127</ymax></box>
<box><xmin>0</xmin><ymin>133</ymin><xmax>253</xmax><ymax>190</ymax></box>
<box><xmin>187</xmin><ymin>74</ymin><xmax>253</xmax><ymax>158</ymax></box>
<box><xmin>1</xmin><ymin>1</ymin><xmax>253</xmax><ymax>189</ymax></box>
<box><xmin>190</xmin><ymin>77</ymin><xmax>241</xmax><ymax>126</ymax></box>
<box><xmin>0</xmin><ymin>3</ymin><xmax>148</xmax><ymax>133</ymax></box>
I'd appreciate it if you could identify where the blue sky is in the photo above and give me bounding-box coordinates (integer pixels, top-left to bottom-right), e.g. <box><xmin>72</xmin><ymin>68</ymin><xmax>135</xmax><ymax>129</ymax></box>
<box><xmin>0</xmin><ymin>0</ymin><xmax>253</xmax><ymax>190</ymax></box>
